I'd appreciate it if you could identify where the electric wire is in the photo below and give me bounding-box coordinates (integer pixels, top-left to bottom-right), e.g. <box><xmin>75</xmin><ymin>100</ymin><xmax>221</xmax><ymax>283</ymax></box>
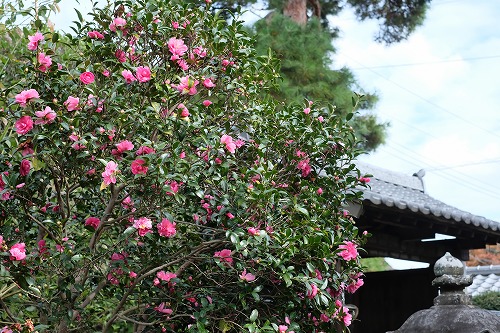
<box><xmin>343</xmin><ymin>54</ymin><xmax>500</xmax><ymax>141</ymax></box>
<box><xmin>351</xmin><ymin>55</ymin><xmax>500</xmax><ymax>70</ymax></box>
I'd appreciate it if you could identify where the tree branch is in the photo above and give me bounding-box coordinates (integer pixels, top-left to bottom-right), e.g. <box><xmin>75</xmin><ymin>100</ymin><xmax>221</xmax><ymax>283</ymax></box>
<box><xmin>89</xmin><ymin>183</ymin><xmax>126</xmax><ymax>251</ymax></box>
<box><xmin>78</xmin><ymin>278</ymin><xmax>107</xmax><ymax>309</ymax></box>
<box><xmin>102</xmin><ymin>239</ymin><xmax>224</xmax><ymax>332</ymax></box>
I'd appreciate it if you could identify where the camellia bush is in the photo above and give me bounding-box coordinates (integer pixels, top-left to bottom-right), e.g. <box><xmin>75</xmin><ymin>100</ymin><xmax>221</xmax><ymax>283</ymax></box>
<box><xmin>0</xmin><ymin>1</ymin><xmax>370</xmax><ymax>332</ymax></box>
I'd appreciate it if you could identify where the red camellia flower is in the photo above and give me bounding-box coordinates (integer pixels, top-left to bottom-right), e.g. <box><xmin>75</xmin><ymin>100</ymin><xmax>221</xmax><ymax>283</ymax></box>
<box><xmin>85</xmin><ymin>217</ymin><xmax>100</xmax><ymax>230</ymax></box>
<box><xmin>80</xmin><ymin>71</ymin><xmax>95</xmax><ymax>84</ymax></box>
<box><xmin>131</xmin><ymin>159</ymin><xmax>148</xmax><ymax>175</ymax></box>
<box><xmin>19</xmin><ymin>159</ymin><xmax>31</xmax><ymax>176</ymax></box>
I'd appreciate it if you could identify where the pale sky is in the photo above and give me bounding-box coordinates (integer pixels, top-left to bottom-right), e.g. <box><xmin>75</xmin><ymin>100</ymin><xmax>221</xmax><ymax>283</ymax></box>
<box><xmin>334</xmin><ymin>0</ymin><xmax>500</xmax><ymax>224</ymax></box>
<box><xmin>48</xmin><ymin>0</ymin><xmax>499</xmax><ymax>268</ymax></box>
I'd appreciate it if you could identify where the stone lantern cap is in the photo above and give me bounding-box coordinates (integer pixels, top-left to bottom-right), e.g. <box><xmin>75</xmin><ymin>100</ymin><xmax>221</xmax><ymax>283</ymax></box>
<box><xmin>387</xmin><ymin>252</ymin><xmax>500</xmax><ymax>333</ymax></box>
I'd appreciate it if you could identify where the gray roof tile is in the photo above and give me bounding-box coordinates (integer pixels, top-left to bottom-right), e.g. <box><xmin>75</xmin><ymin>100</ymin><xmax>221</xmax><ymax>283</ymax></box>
<box><xmin>466</xmin><ymin>268</ymin><xmax>500</xmax><ymax>296</ymax></box>
<box><xmin>356</xmin><ymin>161</ymin><xmax>500</xmax><ymax>232</ymax></box>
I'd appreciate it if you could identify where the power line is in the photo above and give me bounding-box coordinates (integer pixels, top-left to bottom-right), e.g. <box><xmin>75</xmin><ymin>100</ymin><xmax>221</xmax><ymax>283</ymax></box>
<box><xmin>425</xmin><ymin>158</ymin><xmax>500</xmax><ymax>171</ymax></box>
<box><xmin>380</xmin><ymin>143</ymin><xmax>500</xmax><ymax>200</ymax></box>
<box><xmin>351</xmin><ymin>55</ymin><xmax>500</xmax><ymax>70</ymax></box>
<box><xmin>342</xmin><ymin>53</ymin><xmax>500</xmax><ymax>142</ymax></box>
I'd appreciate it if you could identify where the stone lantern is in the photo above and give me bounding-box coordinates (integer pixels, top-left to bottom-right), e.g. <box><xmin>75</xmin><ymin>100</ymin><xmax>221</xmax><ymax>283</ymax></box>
<box><xmin>387</xmin><ymin>252</ymin><xmax>500</xmax><ymax>333</ymax></box>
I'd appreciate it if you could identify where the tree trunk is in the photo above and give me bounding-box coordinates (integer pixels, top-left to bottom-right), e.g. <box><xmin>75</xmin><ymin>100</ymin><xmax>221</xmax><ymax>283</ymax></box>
<box><xmin>283</xmin><ymin>0</ymin><xmax>307</xmax><ymax>25</ymax></box>
<box><xmin>283</xmin><ymin>0</ymin><xmax>322</xmax><ymax>25</ymax></box>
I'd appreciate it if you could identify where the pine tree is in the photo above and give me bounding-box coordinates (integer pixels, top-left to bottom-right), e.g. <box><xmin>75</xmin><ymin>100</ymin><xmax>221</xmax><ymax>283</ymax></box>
<box><xmin>194</xmin><ymin>0</ymin><xmax>431</xmax><ymax>151</ymax></box>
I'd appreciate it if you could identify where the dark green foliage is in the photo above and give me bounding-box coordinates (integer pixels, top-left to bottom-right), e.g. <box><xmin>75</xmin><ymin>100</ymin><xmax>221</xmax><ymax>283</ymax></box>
<box><xmin>472</xmin><ymin>291</ymin><xmax>500</xmax><ymax>311</ymax></box>
<box><xmin>252</xmin><ymin>14</ymin><xmax>388</xmax><ymax>151</ymax></box>
<box><xmin>202</xmin><ymin>0</ymin><xmax>430</xmax><ymax>44</ymax></box>
<box><xmin>347</xmin><ymin>0</ymin><xmax>430</xmax><ymax>44</ymax></box>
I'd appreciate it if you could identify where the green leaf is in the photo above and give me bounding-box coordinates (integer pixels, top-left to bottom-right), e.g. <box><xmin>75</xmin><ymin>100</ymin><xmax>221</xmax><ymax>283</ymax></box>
<box><xmin>295</xmin><ymin>205</ymin><xmax>309</xmax><ymax>217</ymax></box>
<box><xmin>75</xmin><ymin>8</ymin><xmax>84</xmax><ymax>22</ymax></box>
<box><xmin>249</xmin><ymin>309</ymin><xmax>258</xmax><ymax>322</ymax></box>
<box><xmin>218</xmin><ymin>319</ymin><xmax>232</xmax><ymax>332</ymax></box>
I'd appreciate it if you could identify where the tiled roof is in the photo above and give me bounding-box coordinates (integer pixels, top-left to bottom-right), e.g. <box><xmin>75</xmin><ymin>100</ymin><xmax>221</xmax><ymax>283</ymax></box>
<box><xmin>356</xmin><ymin>161</ymin><xmax>500</xmax><ymax>232</ymax></box>
<box><xmin>466</xmin><ymin>266</ymin><xmax>500</xmax><ymax>296</ymax></box>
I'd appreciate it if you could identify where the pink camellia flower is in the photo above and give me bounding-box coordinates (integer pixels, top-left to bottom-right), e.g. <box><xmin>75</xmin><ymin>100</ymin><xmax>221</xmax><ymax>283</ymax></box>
<box><xmin>115</xmin><ymin>49</ymin><xmax>127</xmax><ymax>63</ymax></box>
<box><xmin>133</xmin><ymin>217</ymin><xmax>152</xmax><ymax>236</ymax></box>
<box><xmin>167</xmin><ymin>37</ymin><xmax>188</xmax><ymax>60</ymax></box>
<box><xmin>342</xmin><ymin>306</ymin><xmax>352</xmax><ymax>326</ymax></box>
<box><xmin>109</xmin><ymin>17</ymin><xmax>126</xmax><ymax>32</ymax></box>
<box><xmin>80</xmin><ymin>71</ymin><xmax>95</xmax><ymax>84</ymax></box>
<box><xmin>317</xmin><ymin>187</ymin><xmax>323</xmax><ymax>195</ymax></box>
<box><xmin>115</xmin><ymin>140</ymin><xmax>134</xmax><ymax>153</ymax></box>
<box><xmin>64</xmin><ymin>96</ymin><xmax>80</xmax><ymax>111</ymax></box>
<box><xmin>202</xmin><ymin>100</ymin><xmax>212</xmax><ymax>107</ymax></box>
<box><xmin>111</xmin><ymin>252</ymin><xmax>127</xmax><ymax>261</ymax></box>
<box><xmin>0</xmin><ymin>172</ymin><xmax>6</xmax><ymax>190</ymax></box>
<box><xmin>176</xmin><ymin>59</ymin><xmax>189</xmax><ymax>71</ymax></box>
<box><xmin>172</xmin><ymin>21</ymin><xmax>179</xmax><ymax>29</ymax></box>
<box><xmin>19</xmin><ymin>159</ymin><xmax>31</xmax><ymax>176</ymax></box>
<box><xmin>307</xmin><ymin>283</ymin><xmax>318</xmax><ymax>299</ymax></box>
<box><xmin>220</xmin><ymin>134</ymin><xmax>236</xmax><ymax>153</ymax></box>
<box><xmin>87</xmin><ymin>30</ymin><xmax>105</xmax><ymax>39</ymax></box>
<box><xmin>85</xmin><ymin>217</ymin><xmax>100</xmax><ymax>230</ymax></box>
<box><xmin>318</xmin><ymin>116</ymin><xmax>324</xmax><ymax>122</ymax></box>
<box><xmin>35</xmin><ymin>106</ymin><xmax>56</xmax><ymax>125</ymax></box>
<box><xmin>102</xmin><ymin>69</ymin><xmax>110</xmax><ymax>77</ymax></box>
<box><xmin>226</xmin><ymin>212</ymin><xmax>235</xmax><ymax>219</ymax></box>
<box><xmin>214</xmin><ymin>249</ymin><xmax>233</xmax><ymax>266</ymax></box>
<box><xmin>121</xmin><ymin>196</ymin><xmax>134</xmax><ymax>210</ymax></box>
<box><xmin>176</xmin><ymin>75</ymin><xmax>198</xmax><ymax>95</ymax></box>
<box><xmin>157</xmin><ymin>270</ymin><xmax>177</xmax><ymax>282</ymax></box>
<box><xmin>136</xmin><ymin>146</ymin><xmax>155</xmax><ymax>155</ymax></box>
<box><xmin>38</xmin><ymin>239</ymin><xmax>48</xmax><ymax>255</ymax></box>
<box><xmin>234</xmin><ymin>139</ymin><xmax>245</xmax><ymax>148</ymax></box>
<box><xmin>193</xmin><ymin>46</ymin><xmax>207</xmax><ymax>57</ymax></box>
<box><xmin>15</xmin><ymin>89</ymin><xmax>39</xmax><ymax>107</ymax></box>
<box><xmin>69</xmin><ymin>133</ymin><xmax>79</xmax><ymax>142</ymax></box>
<box><xmin>37</xmin><ymin>53</ymin><xmax>52</xmax><ymax>72</ymax></box>
<box><xmin>9</xmin><ymin>243</ymin><xmax>26</xmax><ymax>261</ymax></box>
<box><xmin>102</xmin><ymin>160</ymin><xmax>119</xmax><ymax>185</ymax></box>
<box><xmin>202</xmin><ymin>78</ymin><xmax>215</xmax><ymax>88</ymax></box>
<box><xmin>16</xmin><ymin>183</ymin><xmax>25</xmax><ymax>189</ymax></box>
<box><xmin>247</xmin><ymin>227</ymin><xmax>259</xmax><ymax>236</ymax></box>
<box><xmin>122</xmin><ymin>69</ymin><xmax>137</xmax><ymax>84</ymax></box>
<box><xmin>346</xmin><ymin>277</ymin><xmax>364</xmax><ymax>293</ymax></box>
<box><xmin>155</xmin><ymin>302</ymin><xmax>173</xmax><ymax>315</ymax></box>
<box><xmin>165</xmin><ymin>180</ymin><xmax>181</xmax><ymax>195</ymax></box>
<box><xmin>15</xmin><ymin>116</ymin><xmax>33</xmax><ymax>135</ymax></box>
<box><xmin>359</xmin><ymin>177</ymin><xmax>371</xmax><ymax>184</ymax></box>
<box><xmin>136</xmin><ymin>66</ymin><xmax>151</xmax><ymax>82</ymax></box>
<box><xmin>297</xmin><ymin>158</ymin><xmax>311</xmax><ymax>177</ymax></box>
<box><xmin>157</xmin><ymin>218</ymin><xmax>176</xmax><ymax>238</ymax></box>
<box><xmin>338</xmin><ymin>241</ymin><xmax>358</xmax><ymax>261</ymax></box>
<box><xmin>131</xmin><ymin>159</ymin><xmax>148</xmax><ymax>175</ymax></box>
<box><xmin>239</xmin><ymin>269</ymin><xmax>256</xmax><ymax>282</ymax></box>
<box><xmin>27</xmin><ymin>31</ymin><xmax>44</xmax><ymax>50</ymax></box>
<box><xmin>278</xmin><ymin>325</ymin><xmax>288</xmax><ymax>333</ymax></box>
<box><xmin>303</xmin><ymin>107</ymin><xmax>311</xmax><ymax>114</ymax></box>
